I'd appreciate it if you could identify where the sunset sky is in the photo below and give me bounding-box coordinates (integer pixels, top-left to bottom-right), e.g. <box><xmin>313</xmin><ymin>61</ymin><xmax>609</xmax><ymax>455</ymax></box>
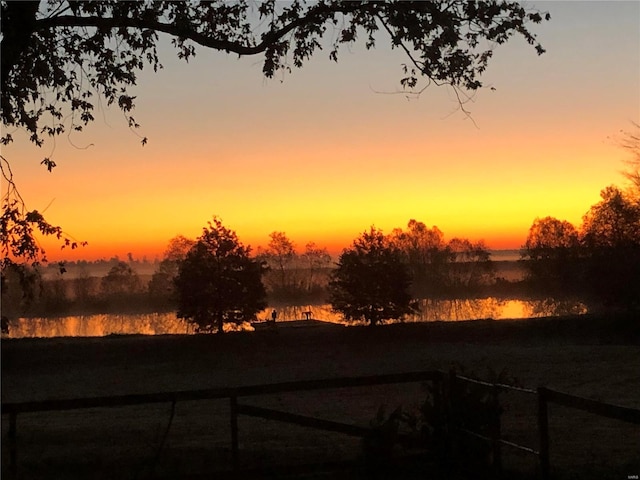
<box><xmin>4</xmin><ymin>1</ymin><xmax>639</xmax><ymax>261</ymax></box>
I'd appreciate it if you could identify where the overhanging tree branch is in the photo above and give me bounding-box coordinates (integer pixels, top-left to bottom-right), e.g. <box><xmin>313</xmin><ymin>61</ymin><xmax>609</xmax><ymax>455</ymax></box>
<box><xmin>34</xmin><ymin>2</ymin><xmax>368</xmax><ymax>57</ymax></box>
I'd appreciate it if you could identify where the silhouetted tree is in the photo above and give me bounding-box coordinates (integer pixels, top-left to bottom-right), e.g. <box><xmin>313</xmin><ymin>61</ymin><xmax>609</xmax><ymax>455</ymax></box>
<box><xmin>445</xmin><ymin>238</ymin><xmax>495</xmax><ymax>291</ymax></box>
<box><xmin>329</xmin><ymin>227</ymin><xmax>414</xmax><ymax>326</ymax></box>
<box><xmin>390</xmin><ymin>220</ymin><xmax>494</xmax><ymax>296</ymax></box>
<box><xmin>258</xmin><ymin>231</ymin><xmax>298</xmax><ymax>294</ymax></box>
<box><xmin>1</xmin><ymin>1</ymin><xmax>549</xmax><ymax>265</ymax></box>
<box><xmin>579</xmin><ymin>186</ymin><xmax>640</xmax><ymax>308</ymax></box>
<box><xmin>0</xmin><ymin>262</ymin><xmax>42</xmax><ymax>318</ymax></box>
<box><xmin>520</xmin><ymin>216</ymin><xmax>581</xmax><ymax>294</ymax></box>
<box><xmin>175</xmin><ymin>218</ymin><xmax>267</xmax><ymax>333</ymax></box>
<box><xmin>71</xmin><ymin>266</ymin><xmax>96</xmax><ymax>308</ymax></box>
<box><xmin>148</xmin><ymin>235</ymin><xmax>195</xmax><ymax>304</ymax></box>
<box><xmin>581</xmin><ymin>186</ymin><xmax>640</xmax><ymax>249</ymax></box>
<box><xmin>390</xmin><ymin>220</ymin><xmax>448</xmax><ymax>294</ymax></box>
<box><xmin>620</xmin><ymin>122</ymin><xmax>640</xmax><ymax>199</ymax></box>
<box><xmin>38</xmin><ymin>272</ymin><xmax>71</xmax><ymax>315</ymax></box>
<box><xmin>100</xmin><ymin>261</ymin><xmax>141</xmax><ymax>296</ymax></box>
<box><xmin>522</xmin><ymin>189</ymin><xmax>640</xmax><ymax>310</ymax></box>
<box><xmin>164</xmin><ymin>235</ymin><xmax>197</xmax><ymax>263</ymax></box>
<box><xmin>301</xmin><ymin>242</ymin><xmax>332</xmax><ymax>292</ymax></box>
<box><xmin>523</xmin><ymin>217</ymin><xmax>580</xmax><ymax>252</ymax></box>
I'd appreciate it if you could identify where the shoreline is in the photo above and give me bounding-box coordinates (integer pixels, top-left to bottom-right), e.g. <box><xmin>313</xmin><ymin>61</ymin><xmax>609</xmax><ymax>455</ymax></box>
<box><xmin>2</xmin><ymin>312</ymin><xmax>637</xmax><ymax>348</ymax></box>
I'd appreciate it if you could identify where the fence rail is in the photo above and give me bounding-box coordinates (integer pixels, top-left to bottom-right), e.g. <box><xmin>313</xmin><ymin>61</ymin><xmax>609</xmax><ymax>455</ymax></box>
<box><xmin>2</xmin><ymin>369</ymin><xmax>639</xmax><ymax>480</ymax></box>
<box><xmin>2</xmin><ymin>370</ymin><xmax>444</xmax><ymax>478</ymax></box>
<box><xmin>236</xmin><ymin>403</ymin><xmax>370</xmax><ymax>437</ymax></box>
<box><xmin>535</xmin><ymin>385</ymin><xmax>640</xmax><ymax>479</ymax></box>
<box><xmin>448</xmin><ymin>371</ymin><xmax>536</xmax><ymax>475</ymax></box>
<box><xmin>540</xmin><ymin>387</ymin><xmax>640</xmax><ymax>425</ymax></box>
<box><xmin>1</xmin><ymin>370</ymin><xmax>442</xmax><ymax>415</ymax></box>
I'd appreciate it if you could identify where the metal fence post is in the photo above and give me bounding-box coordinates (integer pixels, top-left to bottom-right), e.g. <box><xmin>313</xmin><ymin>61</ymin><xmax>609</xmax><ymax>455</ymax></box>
<box><xmin>230</xmin><ymin>395</ymin><xmax>239</xmax><ymax>472</ymax></box>
<box><xmin>537</xmin><ymin>387</ymin><xmax>550</xmax><ymax>480</ymax></box>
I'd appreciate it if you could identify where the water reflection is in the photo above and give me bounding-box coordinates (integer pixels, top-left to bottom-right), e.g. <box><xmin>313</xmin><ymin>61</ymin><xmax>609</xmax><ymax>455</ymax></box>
<box><xmin>4</xmin><ymin>298</ymin><xmax>587</xmax><ymax>339</ymax></box>
<box><xmin>522</xmin><ymin>298</ymin><xmax>588</xmax><ymax>318</ymax></box>
<box><xmin>408</xmin><ymin>298</ymin><xmax>504</xmax><ymax>322</ymax></box>
<box><xmin>4</xmin><ymin>313</ymin><xmax>253</xmax><ymax>339</ymax></box>
<box><xmin>263</xmin><ymin>298</ymin><xmax>583</xmax><ymax>325</ymax></box>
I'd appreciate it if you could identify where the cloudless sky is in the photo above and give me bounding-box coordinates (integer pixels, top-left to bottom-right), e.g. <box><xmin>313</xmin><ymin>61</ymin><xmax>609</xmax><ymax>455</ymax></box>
<box><xmin>4</xmin><ymin>1</ymin><xmax>639</xmax><ymax>261</ymax></box>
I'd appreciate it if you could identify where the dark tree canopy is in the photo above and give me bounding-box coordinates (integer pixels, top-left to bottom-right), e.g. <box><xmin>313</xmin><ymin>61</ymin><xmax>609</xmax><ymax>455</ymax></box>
<box><xmin>329</xmin><ymin>226</ymin><xmax>414</xmax><ymax>326</ymax></box>
<box><xmin>1</xmin><ymin>0</ymin><xmax>549</xmax><ymax>144</ymax></box>
<box><xmin>100</xmin><ymin>260</ymin><xmax>141</xmax><ymax>296</ymax></box>
<box><xmin>521</xmin><ymin>188</ymin><xmax>640</xmax><ymax>309</ymax></box>
<box><xmin>620</xmin><ymin>122</ymin><xmax>640</xmax><ymax>198</ymax></box>
<box><xmin>148</xmin><ymin>235</ymin><xmax>195</xmax><ymax>304</ymax></box>
<box><xmin>174</xmin><ymin>217</ymin><xmax>267</xmax><ymax>333</ymax></box>
<box><xmin>0</xmin><ymin>0</ymin><xmax>549</xmax><ymax>266</ymax></box>
<box><xmin>522</xmin><ymin>217</ymin><xmax>580</xmax><ymax>254</ymax></box>
<box><xmin>301</xmin><ymin>241</ymin><xmax>332</xmax><ymax>292</ymax></box>
<box><xmin>581</xmin><ymin>186</ymin><xmax>640</xmax><ymax>249</ymax></box>
<box><xmin>520</xmin><ymin>216</ymin><xmax>582</xmax><ymax>293</ymax></box>
<box><xmin>389</xmin><ymin>219</ymin><xmax>494</xmax><ymax>296</ymax></box>
<box><xmin>257</xmin><ymin>231</ymin><xmax>297</xmax><ymax>292</ymax></box>
<box><xmin>390</xmin><ymin>220</ymin><xmax>448</xmax><ymax>291</ymax></box>
<box><xmin>580</xmin><ymin>186</ymin><xmax>640</xmax><ymax>308</ymax></box>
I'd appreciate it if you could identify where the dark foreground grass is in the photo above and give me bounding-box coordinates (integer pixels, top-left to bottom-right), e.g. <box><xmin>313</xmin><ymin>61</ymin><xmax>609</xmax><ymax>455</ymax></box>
<box><xmin>1</xmin><ymin>313</ymin><xmax>639</xmax><ymax>479</ymax></box>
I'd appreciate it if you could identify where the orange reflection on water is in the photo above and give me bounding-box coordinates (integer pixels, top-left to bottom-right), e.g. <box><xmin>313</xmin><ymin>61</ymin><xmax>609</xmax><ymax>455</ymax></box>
<box><xmin>410</xmin><ymin>298</ymin><xmax>504</xmax><ymax>322</ymax></box>
<box><xmin>3</xmin><ymin>299</ymin><xmax>587</xmax><ymax>339</ymax></box>
<box><xmin>5</xmin><ymin>313</ymin><xmax>255</xmax><ymax>339</ymax></box>
<box><xmin>260</xmin><ymin>299</ymin><xmax>560</xmax><ymax>325</ymax></box>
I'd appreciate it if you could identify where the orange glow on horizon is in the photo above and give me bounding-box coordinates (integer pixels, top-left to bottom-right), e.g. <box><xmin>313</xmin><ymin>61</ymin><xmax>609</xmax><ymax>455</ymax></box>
<box><xmin>4</xmin><ymin>3</ymin><xmax>638</xmax><ymax>265</ymax></box>
<box><xmin>34</xmin><ymin>221</ymin><xmax>561</xmax><ymax>263</ymax></box>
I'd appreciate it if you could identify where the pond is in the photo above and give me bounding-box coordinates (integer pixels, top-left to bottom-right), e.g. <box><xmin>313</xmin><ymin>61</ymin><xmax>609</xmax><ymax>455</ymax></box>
<box><xmin>2</xmin><ymin>297</ymin><xmax>587</xmax><ymax>339</ymax></box>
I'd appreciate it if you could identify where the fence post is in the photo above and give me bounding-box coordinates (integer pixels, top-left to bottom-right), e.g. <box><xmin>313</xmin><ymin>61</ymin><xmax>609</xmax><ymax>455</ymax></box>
<box><xmin>8</xmin><ymin>412</ymin><xmax>17</xmax><ymax>479</ymax></box>
<box><xmin>432</xmin><ymin>373</ymin><xmax>443</xmax><ymax>427</ymax></box>
<box><xmin>537</xmin><ymin>387</ymin><xmax>550</xmax><ymax>480</ymax></box>
<box><xmin>230</xmin><ymin>395</ymin><xmax>239</xmax><ymax>472</ymax></box>
<box><xmin>447</xmin><ymin>369</ymin><xmax>457</xmax><ymax>420</ymax></box>
<box><xmin>448</xmin><ymin>369</ymin><xmax>457</xmax><ymax>406</ymax></box>
<box><xmin>491</xmin><ymin>384</ymin><xmax>502</xmax><ymax>474</ymax></box>
<box><xmin>447</xmin><ymin>369</ymin><xmax>458</xmax><ymax>460</ymax></box>
<box><xmin>431</xmin><ymin>372</ymin><xmax>447</xmax><ymax>461</ymax></box>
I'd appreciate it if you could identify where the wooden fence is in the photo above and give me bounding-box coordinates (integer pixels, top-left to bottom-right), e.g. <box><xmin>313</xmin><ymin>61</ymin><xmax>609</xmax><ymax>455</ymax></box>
<box><xmin>536</xmin><ymin>386</ymin><xmax>640</xmax><ymax>479</ymax></box>
<box><xmin>1</xmin><ymin>370</ymin><xmax>443</xmax><ymax>478</ymax></box>
<box><xmin>2</xmin><ymin>370</ymin><xmax>639</xmax><ymax>479</ymax></box>
<box><xmin>448</xmin><ymin>372</ymin><xmax>539</xmax><ymax>473</ymax></box>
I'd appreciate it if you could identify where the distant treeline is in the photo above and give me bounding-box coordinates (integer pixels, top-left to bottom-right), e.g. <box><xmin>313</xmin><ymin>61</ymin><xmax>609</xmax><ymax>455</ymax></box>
<box><xmin>519</xmin><ymin>186</ymin><xmax>640</xmax><ymax>311</ymax></box>
<box><xmin>0</xmin><ymin>229</ymin><xmax>528</xmax><ymax>320</ymax></box>
<box><xmin>3</xmin><ymin>182</ymin><xmax>639</xmax><ymax>320</ymax></box>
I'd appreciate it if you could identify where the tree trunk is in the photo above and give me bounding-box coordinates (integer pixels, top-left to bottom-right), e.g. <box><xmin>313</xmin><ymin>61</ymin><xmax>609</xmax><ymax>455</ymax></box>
<box><xmin>1</xmin><ymin>1</ymin><xmax>40</xmax><ymax>123</ymax></box>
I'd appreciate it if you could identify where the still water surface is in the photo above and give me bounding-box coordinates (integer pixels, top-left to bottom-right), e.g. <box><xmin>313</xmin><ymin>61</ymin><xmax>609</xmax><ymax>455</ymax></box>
<box><xmin>4</xmin><ymin>298</ymin><xmax>587</xmax><ymax>339</ymax></box>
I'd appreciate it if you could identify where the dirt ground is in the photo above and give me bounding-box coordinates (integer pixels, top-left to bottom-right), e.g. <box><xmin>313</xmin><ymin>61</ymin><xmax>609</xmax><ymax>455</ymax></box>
<box><xmin>2</xmin><ymin>315</ymin><xmax>639</xmax><ymax>479</ymax></box>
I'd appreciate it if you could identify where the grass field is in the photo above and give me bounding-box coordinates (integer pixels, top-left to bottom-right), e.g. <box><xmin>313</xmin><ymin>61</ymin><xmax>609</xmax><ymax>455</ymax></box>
<box><xmin>2</xmin><ymin>314</ymin><xmax>639</xmax><ymax>479</ymax></box>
